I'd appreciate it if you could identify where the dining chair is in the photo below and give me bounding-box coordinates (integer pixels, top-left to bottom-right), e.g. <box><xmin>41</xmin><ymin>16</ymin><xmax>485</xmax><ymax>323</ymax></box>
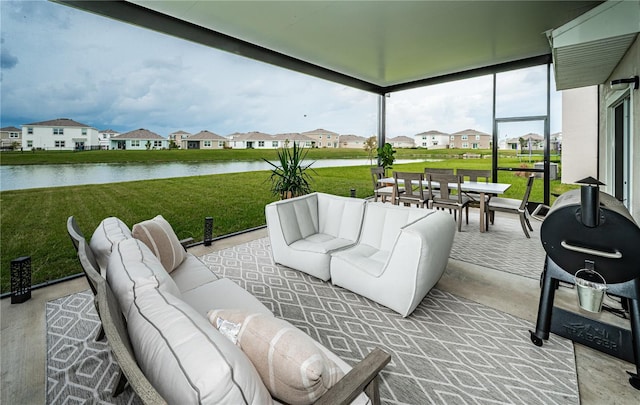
<box><xmin>370</xmin><ymin>166</ymin><xmax>394</xmax><ymax>203</ymax></box>
<box><xmin>427</xmin><ymin>173</ymin><xmax>472</xmax><ymax>232</ymax></box>
<box><xmin>393</xmin><ymin>171</ymin><xmax>428</xmax><ymax>208</ymax></box>
<box><xmin>488</xmin><ymin>174</ymin><xmax>535</xmax><ymax>238</ymax></box>
<box><xmin>457</xmin><ymin>169</ymin><xmax>491</xmax><ymax>230</ymax></box>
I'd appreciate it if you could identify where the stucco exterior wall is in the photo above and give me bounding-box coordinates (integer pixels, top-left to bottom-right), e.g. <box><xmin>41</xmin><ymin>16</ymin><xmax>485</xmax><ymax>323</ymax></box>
<box><xmin>599</xmin><ymin>36</ymin><xmax>639</xmax><ymax>220</ymax></box>
<box><xmin>561</xmin><ymin>86</ymin><xmax>599</xmax><ymax>184</ymax></box>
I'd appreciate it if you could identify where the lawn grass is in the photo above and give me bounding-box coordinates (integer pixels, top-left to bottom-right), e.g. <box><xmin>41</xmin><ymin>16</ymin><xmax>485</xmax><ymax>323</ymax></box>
<box><xmin>0</xmin><ymin>156</ymin><xmax>573</xmax><ymax>293</ymax></box>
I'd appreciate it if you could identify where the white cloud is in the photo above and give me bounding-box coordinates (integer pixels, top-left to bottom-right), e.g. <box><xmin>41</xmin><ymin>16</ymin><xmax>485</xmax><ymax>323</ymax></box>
<box><xmin>0</xmin><ymin>0</ymin><xmax>561</xmax><ymax>139</ymax></box>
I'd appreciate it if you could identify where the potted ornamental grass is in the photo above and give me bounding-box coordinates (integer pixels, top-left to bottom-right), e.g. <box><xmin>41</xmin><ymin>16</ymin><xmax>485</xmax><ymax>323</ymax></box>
<box><xmin>264</xmin><ymin>142</ymin><xmax>316</xmax><ymax>199</ymax></box>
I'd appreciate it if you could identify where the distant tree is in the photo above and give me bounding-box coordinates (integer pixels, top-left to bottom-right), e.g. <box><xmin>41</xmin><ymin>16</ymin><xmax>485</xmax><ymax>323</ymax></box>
<box><xmin>145</xmin><ymin>140</ymin><xmax>152</xmax><ymax>150</ymax></box>
<box><xmin>363</xmin><ymin>136</ymin><xmax>377</xmax><ymax>165</ymax></box>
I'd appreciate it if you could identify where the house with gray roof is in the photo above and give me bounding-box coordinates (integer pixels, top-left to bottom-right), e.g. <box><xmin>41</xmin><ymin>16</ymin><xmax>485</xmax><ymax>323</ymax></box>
<box><xmin>168</xmin><ymin>130</ymin><xmax>192</xmax><ymax>148</ymax></box>
<box><xmin>449</xmin><ymin>129</ymin><xmax>491</xmax><ymax>149</ymax></box>
<box><xmin>21</xmin><ymin>118</ymin><xmax>99</xmax><ymax>151</ymax></box>
<box><xmin>183</xmin><ymin>130</ymin><xmax>227</xmax><ymax>149</ymax></box>
<box><xmin>414</xmin><ymin>130</ymin><xmax>450</xmax><ymax>149</ymax></box>
<box><xmin>301</xmin><ymin>128</ymin><xmax>339</xmax><ymax>148</ymax></box>
<box><xmin>339</xmin><ymin>134</ymin><xmax>367</xmax><ymax>149</ymax></box>
<box><xmin>110</xmin><ymin>128</ymin><xmax>168</xmax><ymax>150</ymax></box>
<box><xmin>388</xmin><ymin>136</ymin><xmax>415</xmax><ymax>148</ymax></box>
<box><xmin>1</xmin><ymin>126</ymin><xmax>22</xmax><ymax>150</ymax></box>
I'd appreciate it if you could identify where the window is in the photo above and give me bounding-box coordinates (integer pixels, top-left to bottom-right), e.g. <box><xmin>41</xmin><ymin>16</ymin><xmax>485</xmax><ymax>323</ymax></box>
<box><xmin>432</xmin><ymin>141</ymin><xmax>439</xmax><ymax>146</ymax></box>
<box><xmin>131</xmin><ymin>140</ymin><xmax>140</xmax><ymax>147</ymax></box>
<box><xmin>82</xmin><ymin>128</ymin><xmax>87</xmax><ymax>136</ymax></box>
<box><xmin>327</xmin><ymin>135</ymin><xmax>331</xmax><ymax>139</ymax></box>
<box><xmin>305</xmin><ymin>142</ymin><xmax>312</xmax><ymax>147</ymax></box>
<box><xmin>27</xmin><ymin>127</ymin><xmax>33</xmax><ymax>135</ymax></box>
<box><xmin>472</xmin><ymin>143</ymin><xmax>479</xmax><ymax>149</ymax></box>
<box><xmin>27</xmin><ymin>140</ymin><xmax>33</xmax><ymax>147</ymax></box>
<box><xmin>218</xmin><ymin>141</ymin><xmax>225</xmax><ymax>147</ymax></box>
<box><xmin>450</xmin><ymin>135</ymin><xmax>455</xmax><ymax>140</ymax></box>
<box><xmin>54</xmin><ymin>140</ymin><xmax>65</xmax><ymax>147</ymax></box>
<box><xmin>319</xmin><ymin>135</ymin><xmax>322</xmax><ymax>139</ymax></box>
<box><xmin>53</xmin><ymin>128</ymin><xmax>64</xmax><ymax>135</ymax></box>
<box><xmin>258</xmin><ymin>141</ymin><xmax>265</xmax><ymax>147</ymax></box>
<box><xmin>272</xmin><ymin>141</ymin><xmax>278</xmax><ymax>147</ymax></box>
<box><xmin>9</xmin><ymin>132</ymin><xmax>19</xmax><ymax>138</ymax></box>
<box><xmin>461</xmin><ymin>135</ymin><xmax>468</xmax><ymax>140</ymax></box>
<box><xmin>102</xmin><ymin>134</ymin><xmax>108</xmax><ymax>139</ymax></box>
<box><xmin>475</xmin><ymin>135</ymin><xmax>480</xmax><ymax>140</ymax></box>
<box><xmin>421</xmin><ymin>142</ymin><xmax>427</xmax><ymax>147</ymax></box>
<box><xmin>204</xmin><ymin>141</ymin><xmax>212</xmax><ymax>147</ymax></box>
<box><xmin>154</xmin><ymin>140</ymin><xmax>162</xmax><ymax>147</ymax></box>
<box><xmin>462</xmin><ymin>143</ymin><xmax>469</xmax><ymax>148</ymax></box>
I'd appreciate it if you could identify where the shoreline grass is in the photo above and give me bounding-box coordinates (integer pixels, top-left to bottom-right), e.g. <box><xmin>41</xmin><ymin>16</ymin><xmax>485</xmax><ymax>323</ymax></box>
<box><xmin>0</xmin><ymin>157</ymin><xmax>571</xmax><ymax>293</ymax></box>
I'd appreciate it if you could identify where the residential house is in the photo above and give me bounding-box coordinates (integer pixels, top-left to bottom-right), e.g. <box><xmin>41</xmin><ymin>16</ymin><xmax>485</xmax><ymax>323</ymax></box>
<box><xmin>448</xmin><ymin>129</ymin><xmax>491</xmax><ymax>149</ymax></box>
<box><xmin>387</xmin><ymin>136</ymin><xmax>415</xmax><ymax>148</ymax></box>
<box><xmin>273</xmin><ymin>133</ymin><xmax>314</xmax><ymax>148</ymax></box>
<box><xmin>110</xmin><ymin>128</ymin><xmax>168</xmax><ymax>150</ymax></box>
<box><xmin>504</xmin><ymin>133</ymin><xmax>545</xmax><ymax>152</ymax></box>
<box><xmin>301</xmin><ymin>129</ymin><xmax>339</xmax><ymax>148</ymax></box>
<box><xmin>183</xmin><ymin>130</ymin><xmax>227</xmax><ymax>149</ymax></box>
<box><xmin>21</xmin><ymin>118</ymin><xmax>99</xmax><ymax>151</ymax></box>
<box><xmin>1</xmin><ymin>126</ymin><xmax>22</xmax><ymax>150</ymax></box>
<box><xmin>339</xmin><ymin>134</ymin><xmax>368</xmax><ymax>149</ymax></box>
<box><xmin>98</xmin><ymin>129</ymin><xmax>119</xmax><ymax>150</ymax></box>
<box><xmin>168</xmin><ymin>130</ymin><xmax>191</xmax><ymax>148</ymax></box>
<box><xmin>227</xmin><ymin>132</ymin><xmax>274</xmax><ymax>149</ymax></box>
<box><xmin>414</xmin><ymin>130</ymin><xmax>449</xmax><ymax>149</ymax></box>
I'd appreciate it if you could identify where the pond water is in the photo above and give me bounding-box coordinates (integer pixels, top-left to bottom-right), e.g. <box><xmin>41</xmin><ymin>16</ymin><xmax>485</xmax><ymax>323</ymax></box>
<box><xmin>0</xmin><ymin>159</ymin><xmax>432</xmax><ymax>191</ymax></box>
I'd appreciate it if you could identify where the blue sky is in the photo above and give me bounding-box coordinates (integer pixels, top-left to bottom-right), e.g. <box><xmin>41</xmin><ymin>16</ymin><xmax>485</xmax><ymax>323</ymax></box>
<box><xmin>1</xmin><ymin>0</ymin><xmax>561</xmax><ymax>139</ymax></box>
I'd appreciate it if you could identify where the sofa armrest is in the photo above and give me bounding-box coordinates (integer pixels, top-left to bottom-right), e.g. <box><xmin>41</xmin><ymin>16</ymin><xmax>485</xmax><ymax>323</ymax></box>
<box><xmin>314</xmin><ymin>348</ymin><xmax>391</xmax><ymax>405</ymax></box>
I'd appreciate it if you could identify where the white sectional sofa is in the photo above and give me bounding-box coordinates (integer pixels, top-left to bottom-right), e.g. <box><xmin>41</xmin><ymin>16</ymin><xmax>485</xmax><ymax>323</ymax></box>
<box><xmin>83</xmin><ymin>215</ymin><xmax>389</xmax><ymax>405</ymax></box>
<box><xmin>266</xmin><ymin>193</ymin><xmax>456</xmax><ymax>317</ymax></box>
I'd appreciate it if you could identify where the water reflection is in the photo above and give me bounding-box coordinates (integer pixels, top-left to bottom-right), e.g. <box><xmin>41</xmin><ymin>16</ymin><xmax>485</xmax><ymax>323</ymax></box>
<box><xmin>0</xmin><ymin>159</ymin><xmax>430</xmax><ymax>191</ymax></box>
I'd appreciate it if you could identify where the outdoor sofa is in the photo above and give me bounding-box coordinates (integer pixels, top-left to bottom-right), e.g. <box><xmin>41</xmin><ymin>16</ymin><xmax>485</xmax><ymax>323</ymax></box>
<box><xmin>265</xmin><ymin>192</ymin><xmax>456</xmax><ymax>317</ymax></box>
<box><xmin>69</xmin><ymin>215</ymin><xmax>390</xmax><ymax>404</ymax></box>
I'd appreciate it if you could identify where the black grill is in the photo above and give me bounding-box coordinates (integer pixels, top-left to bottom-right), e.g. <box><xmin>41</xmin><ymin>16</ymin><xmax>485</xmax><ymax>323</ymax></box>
<box><xmin>529</xmin><ymin>177</ymin><xmax>640</xmax><ymax>390</ymax></box>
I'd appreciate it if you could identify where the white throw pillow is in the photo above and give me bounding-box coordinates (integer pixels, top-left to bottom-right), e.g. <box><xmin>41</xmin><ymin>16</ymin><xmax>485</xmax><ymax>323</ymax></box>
<box><xmin>208</xmin><ymin>309</ymin><xmax>344</xmax><ymax>405</ymax></box>
<box><xmin>132</xmin><ymin>214</ymin><xmax>186</xmax><ymax>273</ymax></box>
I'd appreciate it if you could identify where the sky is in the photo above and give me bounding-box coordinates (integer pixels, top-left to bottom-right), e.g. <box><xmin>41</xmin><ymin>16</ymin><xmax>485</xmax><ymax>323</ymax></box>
<box><xmin>1</xmin><ymin>0</ymin><xmax>562</xmax><ymax>140</ymax></box>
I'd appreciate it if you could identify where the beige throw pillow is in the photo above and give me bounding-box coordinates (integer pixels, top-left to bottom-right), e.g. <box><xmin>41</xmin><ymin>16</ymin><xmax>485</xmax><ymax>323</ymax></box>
<box><xmin>208</xmin><ymin>309</ymin><xmax>344</xmax><ymax>405</ymax></box>
<box><xmin>132</xmin><ymin>215</ymin><xmax>186</xmax><ymax>273</ymax></box>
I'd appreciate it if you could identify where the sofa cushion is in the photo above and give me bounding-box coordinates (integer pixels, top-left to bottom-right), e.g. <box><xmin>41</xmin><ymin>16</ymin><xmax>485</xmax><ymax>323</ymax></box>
<box><xmin>106</xmin><ymin>238</ymin><xmax>181</xmax><ymax>320</ymax></box>
<box><xmin>171</xmin><ymin>253</ymin><xmax>219</xmax><ymax>293</ymax></box>
<box><xmin>275</xmin><ymin>196</ymin><xmax>319</xmax><ymax>245</ymax></box>
<box><xmin>132</xmin><ymin>215</ymin><xmax>187</xmax><ymax>273</ymax></box>
<box><xmin>89</xmin><ymin>217</ymin><xmax>132</xmax><ymax>275</ymax></box>
<box><xmin>181</xmin><ymin>278</ymin><xmax>272</xmax><ymax>319</ymax></box>
<box><xmin>358</xmin><ymin>202</ymin><xmax>429</xmax><ymax>250</ymax></box>
<box><xmin>289</xmin><ymin>233</ymin><xmax>356</xmax><ymax>254</ymax></box>
<box><xmin>128</xmin><ymin>289</ymin><xmax>273</xmax><ymax>405</ymax></box>
<box><xmin>208</xmin><ymin>309</ymin><xmax>344</xmax><ymax>405</ymax></box>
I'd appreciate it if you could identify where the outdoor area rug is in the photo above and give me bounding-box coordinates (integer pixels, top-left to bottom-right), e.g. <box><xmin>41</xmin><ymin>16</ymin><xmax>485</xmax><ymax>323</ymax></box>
<box><xmin>448</xmin><ymin>210</ymin><xmax>546</xmax><ymax>280</ymax></box>
<box><xmin>45</xmin><ymin>290</ymin><xmax>141</xmax><ymax>404</ymax></box>
<box><xmin>200</xmin><ymin>237</ymin><xmax>579</xmax><ymax>405</ymax></box>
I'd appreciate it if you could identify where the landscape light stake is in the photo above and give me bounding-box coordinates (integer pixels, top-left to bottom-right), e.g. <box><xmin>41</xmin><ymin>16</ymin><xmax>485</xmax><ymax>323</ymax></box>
<box><xmin>204</xmin><ymin>217</ymin><xmax>213</xmax><ymax>246</ymax></box>
<box><xmin>11</xmin><ymin>256</ymin><xmax>31</xmax><ymax>304</ymax></box>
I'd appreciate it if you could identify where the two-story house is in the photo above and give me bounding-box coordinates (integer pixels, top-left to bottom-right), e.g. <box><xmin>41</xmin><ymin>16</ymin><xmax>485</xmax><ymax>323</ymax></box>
<box><xmin>387</xmin><ymin>136</ymin><xmax>415</xmax><ymax>148</ymax></box>
<box><xmin>168</xmin><ymin>130</ymin><xmax>191</xmax><ymax>148</ymax></box>
<box><xmin>1</xmin><ymin>126</ymin><xmax>22</xmax><ymax>150</ymax></box>
<box><xmin>338</xmin><ymin>134</ymin><xmax>368</xmax><ymax>149</ymax></box>
<box><xmin>110</xmin><ymin>128</ymin><xmax>168</xmax><ymax>150</ymax></box>
<box><xmin>183</xmin><ymin>130</ymin><xmax>227</xmax><ymax>149</ymax></box>
<box><xmin>448</xmin><ymin>129</ymin><xmax>491</xmax><ymax>149</ymax></box>
<box><xmin>21</xmin><ymin>118</ymin><xmax>99</xmax><ymax>151</ymax></box>
<box><xmin>414</xmin><ymin>130</ymin><xmax>450</xmax><ymax>149</ymax></box>
<box><xmin>98</xmin><ymin>129</ymin><xmax>119</xmax><ymax>150</ymax></box>
<box><xmin>301</xmin><ymin>129</ymin><xmax>339</xmax><ymax>148</ymax></box>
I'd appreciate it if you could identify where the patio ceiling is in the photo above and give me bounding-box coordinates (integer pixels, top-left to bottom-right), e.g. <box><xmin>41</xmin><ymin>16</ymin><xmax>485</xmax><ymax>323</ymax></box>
<box><xmin>56</xmin><ymin>0</ymin><xmax>604</xmax><ymax>94</ymax></box>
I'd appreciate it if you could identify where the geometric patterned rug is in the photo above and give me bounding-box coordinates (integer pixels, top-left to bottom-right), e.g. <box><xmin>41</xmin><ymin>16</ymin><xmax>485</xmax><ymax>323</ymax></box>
<box><xmin>45</xmin><ymin>291</ymin><xmax>141</xmax><ymax>404</ymax></box>
<box><xmin>449</xmin><ymin>211</ymin><xmax>547</xmax><ymax>280</ymax></box>
<box><xmin>200</xmin><ymin>237</ymin><xmax>579</xmax><ymax>405</ymax></box>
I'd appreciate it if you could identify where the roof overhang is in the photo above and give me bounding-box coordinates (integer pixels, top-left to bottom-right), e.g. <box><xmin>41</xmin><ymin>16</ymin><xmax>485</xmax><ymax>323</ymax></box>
<box><xmin>55</xmin><ymin>1</ymin><xmax>603</xmax><ymax>94</ymax></box>
<box><xmin>548</xmin><ymin>0</ymin><xmax>639</xmax><ymax>90</ymax></box>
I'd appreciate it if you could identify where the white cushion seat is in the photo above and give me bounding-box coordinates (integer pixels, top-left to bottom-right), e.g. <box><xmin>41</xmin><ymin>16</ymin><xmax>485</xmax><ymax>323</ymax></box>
<box><xmin>265</xmin><ymin>193</ymin><xmax>366</xmax><ymax>281</ymax></box>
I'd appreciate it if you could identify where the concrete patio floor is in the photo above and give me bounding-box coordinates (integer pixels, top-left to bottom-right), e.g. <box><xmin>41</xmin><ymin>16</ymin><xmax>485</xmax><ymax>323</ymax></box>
<box><xmin>2</xmin><ymin>215</ymin><xmax>639</xmax><ymax>404</ymax></box>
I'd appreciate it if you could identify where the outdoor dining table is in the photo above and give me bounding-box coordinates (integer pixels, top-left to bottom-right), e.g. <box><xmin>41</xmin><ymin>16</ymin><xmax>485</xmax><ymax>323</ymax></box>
<box><xmin>379</xmin><ymin>177</ymin><xmax>511</xmax><ymax>233</ymax></box>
